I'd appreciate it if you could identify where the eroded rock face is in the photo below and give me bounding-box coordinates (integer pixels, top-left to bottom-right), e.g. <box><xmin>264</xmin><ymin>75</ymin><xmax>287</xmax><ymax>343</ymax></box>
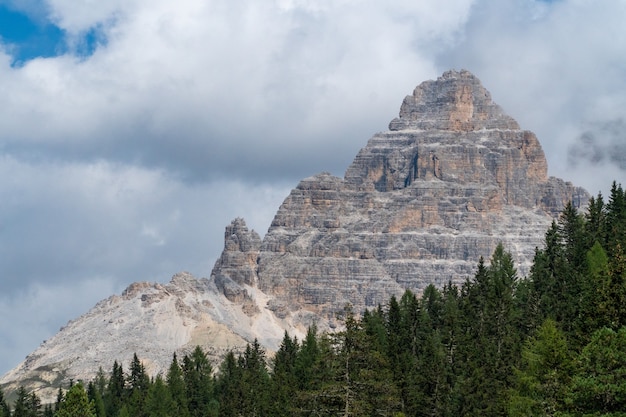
<box><xmin>244</xmin><ymin>70</ymin><xmax>588</xmax><ymax>319</ymax></box>
<box><xmin>211</xmin><ymin>218</ymin><xmax>261</xmax><ymax>311</ymax></box>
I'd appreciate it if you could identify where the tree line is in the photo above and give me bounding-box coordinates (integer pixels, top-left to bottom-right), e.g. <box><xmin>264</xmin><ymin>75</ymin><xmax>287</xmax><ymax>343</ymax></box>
<box><xmin>2</xmin><ymin>181</ymin><xmax>626</xmax><ymax>416</ymax></box>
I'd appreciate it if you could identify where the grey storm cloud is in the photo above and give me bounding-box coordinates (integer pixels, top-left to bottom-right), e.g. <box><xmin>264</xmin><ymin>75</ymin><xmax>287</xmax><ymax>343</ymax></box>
<box><xmin>1</xmin><ymin>0</ymin><xmax>626</xmax><ymax>374</ymax></box>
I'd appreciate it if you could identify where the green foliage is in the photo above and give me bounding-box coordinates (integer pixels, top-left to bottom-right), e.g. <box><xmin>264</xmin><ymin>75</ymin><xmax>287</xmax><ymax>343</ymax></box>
<box><xmin>0</xmin><ymin>388</ymin><xmax>10</xmax><ymax>417</ymax></box>
<box><xmin>12</xmin><ymin>386</ymin><xmax>40</xmax><ymax>417</ymax></box>
<box><xmin>87</xmin><ymin>381</ymin><xmax>106</xmax><ymax>417</ymax></box>
<box><xmin>144</xmin><ymin>375</ymin><xmax>175</xmax><ymax>417</ymax></box>
<box><xmin>565</xmin><ymin>327</ymin><xmax>626</xmax><ymax>415</ymax></box>
<box><xmin>55</xmin><ymin>383</ymin><xmax>96</xmax><ymax>417</ymax></box>
<box><xmin>508</xmin><ymin>319</ymin><xmax>573</xmax><ymax>416</ymax></box>
<box><xmin>165</xmin><ymin>353</ymin><xmax>188</xmax><ymax>417</ymax></box>
<box><xmin>11</xmin><ymin>180</ymin><xmax>626</xmax><ymax>417</ymax></box>
<box><xmin>182</xmin><ymin>346</ymin><xmax>217</xmax><ymax>417</ymax></box>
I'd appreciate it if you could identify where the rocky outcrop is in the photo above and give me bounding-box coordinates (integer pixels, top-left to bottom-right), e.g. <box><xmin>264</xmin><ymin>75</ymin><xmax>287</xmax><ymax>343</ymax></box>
<box><xmin>1</xmin><ymin>272</ymin><xmax>294</xmax><ymax>403</ymax></box>
<box><xmin>253</xmin><ymin>70</ymin><xmax>588</xmax><ymax>319</ymax></box>
<box><xmin>211</xmin><ymin>218</ymin><xmax>261</xmax><ymax>314</ymax></box>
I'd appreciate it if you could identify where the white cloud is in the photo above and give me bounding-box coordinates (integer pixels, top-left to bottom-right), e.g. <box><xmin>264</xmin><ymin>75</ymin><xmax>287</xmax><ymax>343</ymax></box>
<box><xmin>437</xmin><ymin>1</ymin><xmax>626</xmax><ymax>195</ymax></box>
<box><xmin>0</xmin><ymin>278</ymin><xmax>120</xmax><ymax>375</ymax></box>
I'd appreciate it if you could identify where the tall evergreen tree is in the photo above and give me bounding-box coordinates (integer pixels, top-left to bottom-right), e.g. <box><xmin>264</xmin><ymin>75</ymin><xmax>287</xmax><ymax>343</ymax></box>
<box><xmin>458</xmin><ymin>245</ymin><xmax>521</xmax><ymax>416</ymax></box>
<box><xmin>294</xmin><ymin>324</ymin><xmax>320</xmax><ymax>392</ymax></box>
<box><xmin>126</xmin><ymin>353</ymin><xmax>149</xmax><ymax>417</ymax></box>
<box><xmin>0</xmin><ymin>388</ymin><xmax>10</xmax><ymax>417</ymax></box>
<box><xmin>145</xmin><ymin>374</ymin><xmax>176</xmax><ymax>417</ymax></box>
<box><xmin>239</xmin><ymin>339</ymin><xmax>270</xmax><ymax>417</ymax></box>
<box><xmin>104</xmin><ymin>361</ymin><xmax>125</xmax><ymax>417</ymax></box>
<box><xmin>166</xmin><ymin>353</ymin><xmax>189</xmax><ymax>417</ymax></box>
<box><xmin>270</xmin><ymin>331</ymin><xmax>300</xmax><ymax>416</ymax></box>
<box><xmin>56</xmin><ymin>383</ymin><xmax>96</xmax><ymax>417</ymax></box>
<box><xmin>182</xmin><ymin>346</ymin><xmax>217</xmax><ymax>417</ymax></box>
<box><xmin>216</xmin><ymin>351</ymin><xmax>242</xmax><ymax>417</ymax></box>
<box><xmin>508</xmin><ymin>319</ymin><xmax>573</xmax><ymax>417</ymax></box>
<box><xmin>87</xmin><ymin>381</ymin><xmax>106</xmax><ymax>417</ymax></box>
<box><xmin>565</xmin><ymin>327</ymin><xmax>626</xmax><ymax>415</ymax></box>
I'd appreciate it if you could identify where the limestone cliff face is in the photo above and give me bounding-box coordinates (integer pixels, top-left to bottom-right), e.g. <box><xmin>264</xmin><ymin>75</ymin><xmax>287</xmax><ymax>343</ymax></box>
<box><xmin>213</xmin><ymin>70</ymin><xmax>588</xmax><ymax>320</ymax></box>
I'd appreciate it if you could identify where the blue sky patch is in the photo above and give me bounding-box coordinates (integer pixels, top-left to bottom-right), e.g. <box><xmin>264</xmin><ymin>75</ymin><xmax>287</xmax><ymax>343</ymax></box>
<box><xmin>0</xmin><ymin>4</ymin><xmax>103</xmax><ymax>66</ymax></box>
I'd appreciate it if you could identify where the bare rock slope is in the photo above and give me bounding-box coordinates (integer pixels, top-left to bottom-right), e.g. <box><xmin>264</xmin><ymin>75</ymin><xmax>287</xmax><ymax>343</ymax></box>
<box><xmin>1</xmin><ymin>70</ymin><xmax>588</xmax><ymax>400</ymax></box>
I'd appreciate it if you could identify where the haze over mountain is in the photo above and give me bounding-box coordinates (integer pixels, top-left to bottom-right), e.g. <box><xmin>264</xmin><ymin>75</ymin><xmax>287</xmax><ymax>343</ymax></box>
<box><xmin>1</xmin><ymin>70</ymin><xmax>588</xmax><ymax>402</ymax></box>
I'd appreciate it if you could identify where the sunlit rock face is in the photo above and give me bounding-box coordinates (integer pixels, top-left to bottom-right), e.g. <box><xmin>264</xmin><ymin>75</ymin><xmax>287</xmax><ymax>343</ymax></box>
<box><xmin>220</xmin><ymin>70</ymin><xmax>588</xmax><ymax>319</ymax></box>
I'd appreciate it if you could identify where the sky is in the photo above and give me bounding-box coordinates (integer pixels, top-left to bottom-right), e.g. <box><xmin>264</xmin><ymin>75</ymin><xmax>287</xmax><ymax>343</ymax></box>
<box><xmin>0</xmin><ymin>0</ymin><xmax>625</xmax><ymax>375</ymax></box>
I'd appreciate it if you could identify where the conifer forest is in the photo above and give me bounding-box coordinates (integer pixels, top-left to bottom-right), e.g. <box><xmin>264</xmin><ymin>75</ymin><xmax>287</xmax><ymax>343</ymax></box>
<box><xmin>3</xmin><ymin>181</ymin><xmax>626</xmax><ymax>417</ymax></box>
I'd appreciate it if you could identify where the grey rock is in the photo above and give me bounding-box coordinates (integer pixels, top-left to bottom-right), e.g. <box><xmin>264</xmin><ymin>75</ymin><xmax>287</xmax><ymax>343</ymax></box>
<box><xmin>229</xmin><ymin>69</ymin><xmax>588</xmax><ymax>320</ymax></box>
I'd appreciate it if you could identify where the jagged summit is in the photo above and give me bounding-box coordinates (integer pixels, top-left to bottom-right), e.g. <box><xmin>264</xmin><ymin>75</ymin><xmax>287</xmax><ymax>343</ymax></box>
<box><xmin>1</xmin><ymin>70</ymin><xmax>589</xmax><ymax>401</ymax></box>
<box><xmin>389</xmin><ymin>69</ymin><xmax>520</xmax><ymax>132</ymax></box>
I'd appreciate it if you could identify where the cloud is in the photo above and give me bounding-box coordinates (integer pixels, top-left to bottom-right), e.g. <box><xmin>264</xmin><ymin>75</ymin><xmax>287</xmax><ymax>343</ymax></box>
<box><xmin>0</xmin><ymin>278</ymin><xmax>119</xmax><ymax>374</ymax></box>
<box><xmin>436</xmin><ymin>1</ymin><xmax>626</xmax><ymax>195</ymax></box>
<box><xmin>0</xmin><ymin>156</ymin><xmax>290</xmax><ymax>292</ymax></box>
<box><xmin>0</xmin><ymin>0</ymin><xmax>475</xmax><ymax>183</ymax></box>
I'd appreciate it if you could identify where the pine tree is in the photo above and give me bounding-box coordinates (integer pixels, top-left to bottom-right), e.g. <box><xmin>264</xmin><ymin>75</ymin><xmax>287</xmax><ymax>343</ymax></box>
<box><xmin>104</xmin><ymin>360</ymin><xmax>125</xmax><ymax>417</ymax></box>
<box><xmin>0</xmin><ymin>388</ymin><xmax>10</xmax><ymax>417</ymax></box>
<box><xmin>166</xmin><ymin>353</ymin><xmax>189</xmax><ymax>417</ymax></box>
<box><xmin>145</xmin><ymin>374</ymin><xmax>176</xmax><ymax>417</ymax></box>
<box><xmin>56</xmin><ymin>383</ymin><xmax>96</xmax><ymax>417</ymax></box>
<box><xmin>294</xmin><ymin>324</ymin><xmax>320</xmax><ymax>392</ymax></box>
<box><xmin>270</xmin><ymin>331</ymin><xmax>299</xmax><ymax>416</ymax></box>
<box><xmin>585</xmin><ymin>193</ymin><xmax>606</xmax><ymax>246</ymax></box>
<box><xmin>126</xmin><ymin>353</ymin><xmax>149</xmax><ymax>417</ymax></box>
<box><xmin>87</xmin><ymin>381</ymin><xmax>106</xmax><ymax>417</ymax></box>
<box><xmin>216</xmin><ymin>351</ymin><xmax>242</xmax><ymax>417</ymax></box>
<box><xmin>317</xmin><ymin>306</ymin><xmax>400</xmax><ymax>416</ymax></box>
<box><xmin>12</xmin><ymin>386</ymin><xmax>29</xmax><ymax>417</ymax></box>
<box><xmin>606</xmin><ymin>181</ymin><xmax>626</xmax><ymax>253</ymax></box>
<box><xmin>42</xmin><ymin>403</ymin><xmax>53</xmax><ymax>417</ymax></box>
<box><xmin>183</xmin><ymin>346</ymin><xmax>218</xmax><ymax>417</ymax></box>
<box><xmin>565</xmin><ymin>327</ymin><xmax>626</xmax><ymax>415</ymax></box>
<box><xmin>508</xmin><ymin>319</ymin><xmax>572</xmax><ymax>416</ymax></box>
<box><xmin>458</xmin><ymin>245</ymin><xmax>521</xmax><ymax>416</ymax></box>
<box><xmin>239</xmin><ymin>339</ymin><xmax>270</xmax><ymax>417</ymax></box>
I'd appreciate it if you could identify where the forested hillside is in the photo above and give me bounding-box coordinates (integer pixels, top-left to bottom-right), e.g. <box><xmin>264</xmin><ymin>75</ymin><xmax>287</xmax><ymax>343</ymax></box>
<box><xmin>3</xmin><ymin>181</ymin><xmax>626</xmax><ymax>417</ymax></box>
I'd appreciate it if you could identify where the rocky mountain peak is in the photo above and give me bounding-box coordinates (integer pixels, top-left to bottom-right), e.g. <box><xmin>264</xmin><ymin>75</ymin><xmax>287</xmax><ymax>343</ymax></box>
<box><xmin>389</xmin><ymin>69</ymin><xmax>520</xmax><ymax>132</ymax></box>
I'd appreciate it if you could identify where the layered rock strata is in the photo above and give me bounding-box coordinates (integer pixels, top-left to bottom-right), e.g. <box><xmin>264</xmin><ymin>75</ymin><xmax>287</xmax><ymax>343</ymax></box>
<box><xmin>213</xmin><ymin>69</ymin><xmax>588</xmax><ymax>320</ymax></box>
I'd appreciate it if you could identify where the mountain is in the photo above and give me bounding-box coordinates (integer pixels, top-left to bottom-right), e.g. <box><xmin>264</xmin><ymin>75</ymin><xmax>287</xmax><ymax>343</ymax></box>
<box><xmin>1</xmin><ymin>70</ymin><xmax>588</xmax><ymax>402</ymax></box>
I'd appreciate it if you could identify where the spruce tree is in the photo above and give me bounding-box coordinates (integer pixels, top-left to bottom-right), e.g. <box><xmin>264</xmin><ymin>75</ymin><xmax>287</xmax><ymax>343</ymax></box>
<box><xmin>56</xmin><ymin>383</ymin><xmax>96</xmax><ymax>417</ymax></box>
<box><xmin>565</xmin><ymin>327</ymin><xmax>626</xmax><ymax>415</ymax></box>
<box><xmin>12</xmin><ymin>386</ymin><xmax>29</xmax><ymax>417</ymax></box>
<box><xmin>0</xmin><ymin>388</ymin><xmax>9</xmax><ymax>417</ymax></box>
<box><xmin>270</xmin><ymin>331</ymin><xmax>299</xmax><ymax>416</ymax></box>
<box><xmin>294</xmin><ymin>324</ymin><xmax>320</xmax><ymax>392</ymax></box>
<box><xmin>216</xmin><ymin>351</ymin><xmax>242</xmax><ymax>417</ymax></box>
<box><xmin>458</xmin><ymin>245</ymin><xmax>521</xmax><ymax>416</ymax></box>
<box><xmin>239</xmin><ymin>339</ymin><xmax>270</xmax><ymax>417</ymax></box>
<box><xmin>508</xmin><ymin>319</ymin><xmax>572</xmax><ymax>416</ymax></box>
<box><xmin>126</xmin><ymin>353</ymin><xmax>149</xmax><ymax>417</ymax></box>
<box><xmin>145</xmin><ymin>374</ymin><xmax>176</xmax><ymax>417</ymax></box>
<box><xmin>87</xmin><ymin>381</ymin><xmax>106</xmax><ymax>417</ymax></box>
<box><xmin>183</xmin><ymin>346</ymin><xmax>218</xmax><ymax>417</ymax></box>
<box><xmin>166</xmin><ymin>353</ymin><xmax>189</xmax><ymax>417</ymax></box>
<box><xmin>104</xmin><ymin>360</ymin><xmax>125</xmax><ymax>417</ymax></box>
